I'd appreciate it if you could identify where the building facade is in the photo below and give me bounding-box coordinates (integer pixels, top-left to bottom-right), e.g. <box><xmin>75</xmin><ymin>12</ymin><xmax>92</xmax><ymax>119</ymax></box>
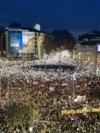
<box><xmin>0</xmin><ymin>26</ymin><xmax>46</xmax><ymax>60</ymax></box>
<box><xmin>76</xmin><ymin>31</ymin><xmax>100</xmax><ymax>63</ymax></box>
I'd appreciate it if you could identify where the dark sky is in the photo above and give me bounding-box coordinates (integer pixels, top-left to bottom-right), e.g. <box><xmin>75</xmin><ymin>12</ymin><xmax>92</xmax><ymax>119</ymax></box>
<box><xmin>1</xmin><ymin>0</ymin><xmax>100</xmax><ymax>37</ymax></box>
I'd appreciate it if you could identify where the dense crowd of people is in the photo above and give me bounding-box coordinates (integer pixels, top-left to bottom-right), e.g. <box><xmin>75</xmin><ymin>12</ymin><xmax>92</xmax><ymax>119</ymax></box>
<box><xmin>0</xmin><ymin>50</ymin><xmax>100</xmax><ymax>133</ymax></box>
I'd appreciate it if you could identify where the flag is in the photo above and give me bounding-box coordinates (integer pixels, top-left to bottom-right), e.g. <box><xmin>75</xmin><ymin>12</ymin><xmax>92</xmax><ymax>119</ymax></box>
<box><xmin>77</xmin><ymin>95</ymin><xmax>86</xmax><ymax>102</ymax></box>
<box><xmin>71</xmin><ymin>114</ymin><xmax>78</xmax><ymax>121</ymax></box>
<box><xmin>74</xmin><ymin>95</ymin><xmax>86</xmax><ymax>103</ymax></box>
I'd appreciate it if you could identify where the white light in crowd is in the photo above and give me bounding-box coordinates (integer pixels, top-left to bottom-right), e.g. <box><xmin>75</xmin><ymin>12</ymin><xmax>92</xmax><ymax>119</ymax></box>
<box><xmin>29</xmin><ymin>127</ymin><xmax>33</xmax><ymax>133</ymax></box>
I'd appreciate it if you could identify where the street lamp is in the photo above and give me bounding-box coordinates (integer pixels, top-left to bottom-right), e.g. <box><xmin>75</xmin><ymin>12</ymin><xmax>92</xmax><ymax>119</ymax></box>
<box><xmin>79</xmin><ymin>52</ymin><xmax>82</xmax><ymax>64</ymax></box>
<box><xmin>0</xmin><ymin>71</ymin><xmax>2</xmax><ymax>100</ymax></box>
<box><xmin>5</xmin><ymin>77</ymin><xmax>10</xmax><ymax>107</ymax></box>
<box><xmin>72</xmin><ymin>72</ymin><xmax>77</xmax><ymax>98</ymax></box>
<box><xmin>19</xmin><ymin>50</ymin><xmax>22</xmax><ymax>60</ymax></box>
<box><xmin>96</xmin><ymin>67</ymin><xmax>100</xmax><ymax>77</ymax></box>
<box><xmin>72</xmin><ymin>50</ymin><xmax>76</xmax><ymax>59</ymax></box>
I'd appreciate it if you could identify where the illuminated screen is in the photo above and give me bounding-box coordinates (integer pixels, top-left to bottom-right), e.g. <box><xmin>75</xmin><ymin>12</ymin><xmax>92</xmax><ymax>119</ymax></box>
<box><xmin>8</xmin><ymin>29</ymin><xmax>22</xmax><ymax>53</ymax></box>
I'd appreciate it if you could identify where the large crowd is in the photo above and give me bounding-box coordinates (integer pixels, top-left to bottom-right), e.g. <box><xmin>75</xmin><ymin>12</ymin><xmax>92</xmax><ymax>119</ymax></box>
<box><xmin>0</xmin><ymin>50</ymin><xmax>100</xmax><ymax>133</ymax></box>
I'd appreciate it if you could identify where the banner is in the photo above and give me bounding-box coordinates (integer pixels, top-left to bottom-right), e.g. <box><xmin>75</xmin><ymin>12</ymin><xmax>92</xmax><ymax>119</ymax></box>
<box><xmin>61</xmin><ymin>108</ymin><xmax>100</xmax><ymax>115</ymax></box>
<box><xmin>74</xmin><ymin>95</ymin><xmax>86</xmax><ymax>103</ymax></box>
<box><xmin>22</xmin><ymin>31</ymin><xmax>35</xmax><ymax>53</ymax></box>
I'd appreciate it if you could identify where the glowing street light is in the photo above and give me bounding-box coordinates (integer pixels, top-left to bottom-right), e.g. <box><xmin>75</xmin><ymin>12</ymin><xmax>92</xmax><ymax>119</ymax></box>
<box><xmin>72</xmin><ymin>72</ymin><xmax>77</xmax><ymax>98</ymax></box>
<box><xmin>96</xmin><ymin>67</ymin><xmax>100</xmax><ymax>77</ymax></box>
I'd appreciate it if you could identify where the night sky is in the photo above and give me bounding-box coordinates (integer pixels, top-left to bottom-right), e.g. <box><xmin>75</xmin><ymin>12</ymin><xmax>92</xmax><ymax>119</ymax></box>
<box><xmin>1</xmin><ymin>0</ymin><xmax>100</xmax><ymax>37</ymax></box>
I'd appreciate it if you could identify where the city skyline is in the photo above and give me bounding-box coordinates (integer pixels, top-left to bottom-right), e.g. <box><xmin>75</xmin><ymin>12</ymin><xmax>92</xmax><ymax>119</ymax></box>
<box><xmin>1</xmin><ymin>0</ymin><xmax>100</xmax><ymax>37</ymax></box>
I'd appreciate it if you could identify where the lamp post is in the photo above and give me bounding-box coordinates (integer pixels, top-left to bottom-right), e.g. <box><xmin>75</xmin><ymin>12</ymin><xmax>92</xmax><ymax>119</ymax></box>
<box><xmin>0</xmin><ymin>72</ymin><xmax>2</xmax><ymax>100</ymax></box>
<box><xmin>7</xmin><ymin>81</ymin><xmax>10</xmax><ymax>107</ymax></box>
<box><xmin>19</xmin><ymin>50</ymin><xmax>22</xmax><ymax>60</ymax></box>
<box><xmin>72</xmin><ymin>50</ymin><xmax>76</xmax><ymax>59</ymax></box>
<box><xmin>6</xmin><ymin>78</ymin><xmax>10</xmax><ymax>107</ymax></box>
<box><xmin>95</xmin><ymin>44</ymin><xmax>98</xmax><ymax>75</ymax></box>
<box><xmin>96</xmin><ymin>67</ymin><xmax>100</xmax><ymax>77</ymax></box>
<box><xmin>72</xmin><ymin>73</ymin><xmax>77</xmax><ymax>98</ymax></box>
<box><xmin>79</xmin><ymin>52</ymin><xmax>82</xmax><ymax>65</ymax></box>
<box><xmin>95</xmin><ymin>44</ymin><xmax>98</xmax><ymax>64</ymax></box>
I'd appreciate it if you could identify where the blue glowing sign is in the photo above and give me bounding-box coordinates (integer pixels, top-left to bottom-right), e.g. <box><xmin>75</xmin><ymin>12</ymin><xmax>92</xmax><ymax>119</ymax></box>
<box><xmin>8</xmin><ymin>29</ymin><xmax>22</xmax><ymax>54</ymax></box>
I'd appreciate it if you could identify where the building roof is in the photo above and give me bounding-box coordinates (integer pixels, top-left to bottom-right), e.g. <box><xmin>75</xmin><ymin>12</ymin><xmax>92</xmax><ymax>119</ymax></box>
<box><xmin>78</xmin><ymin>30</ymin><xmax>100</xmax><ymax>45</ymax></box>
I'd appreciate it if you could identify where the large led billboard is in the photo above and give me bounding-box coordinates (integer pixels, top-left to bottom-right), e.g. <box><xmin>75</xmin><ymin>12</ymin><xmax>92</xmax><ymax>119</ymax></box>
<box><xmin>8</xmin><ymin>30</ymin><xmax>37</xmax><ymax>56</ymax></box>
<box><xmin>22</xmin><ymin>32</ymin><xmax>35</xmax><ymax>53</ymax></box>
<box><xmin>8</xmin><ymin>29</ymin><xmax>22</xmax><ymax>54</ymax></box>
